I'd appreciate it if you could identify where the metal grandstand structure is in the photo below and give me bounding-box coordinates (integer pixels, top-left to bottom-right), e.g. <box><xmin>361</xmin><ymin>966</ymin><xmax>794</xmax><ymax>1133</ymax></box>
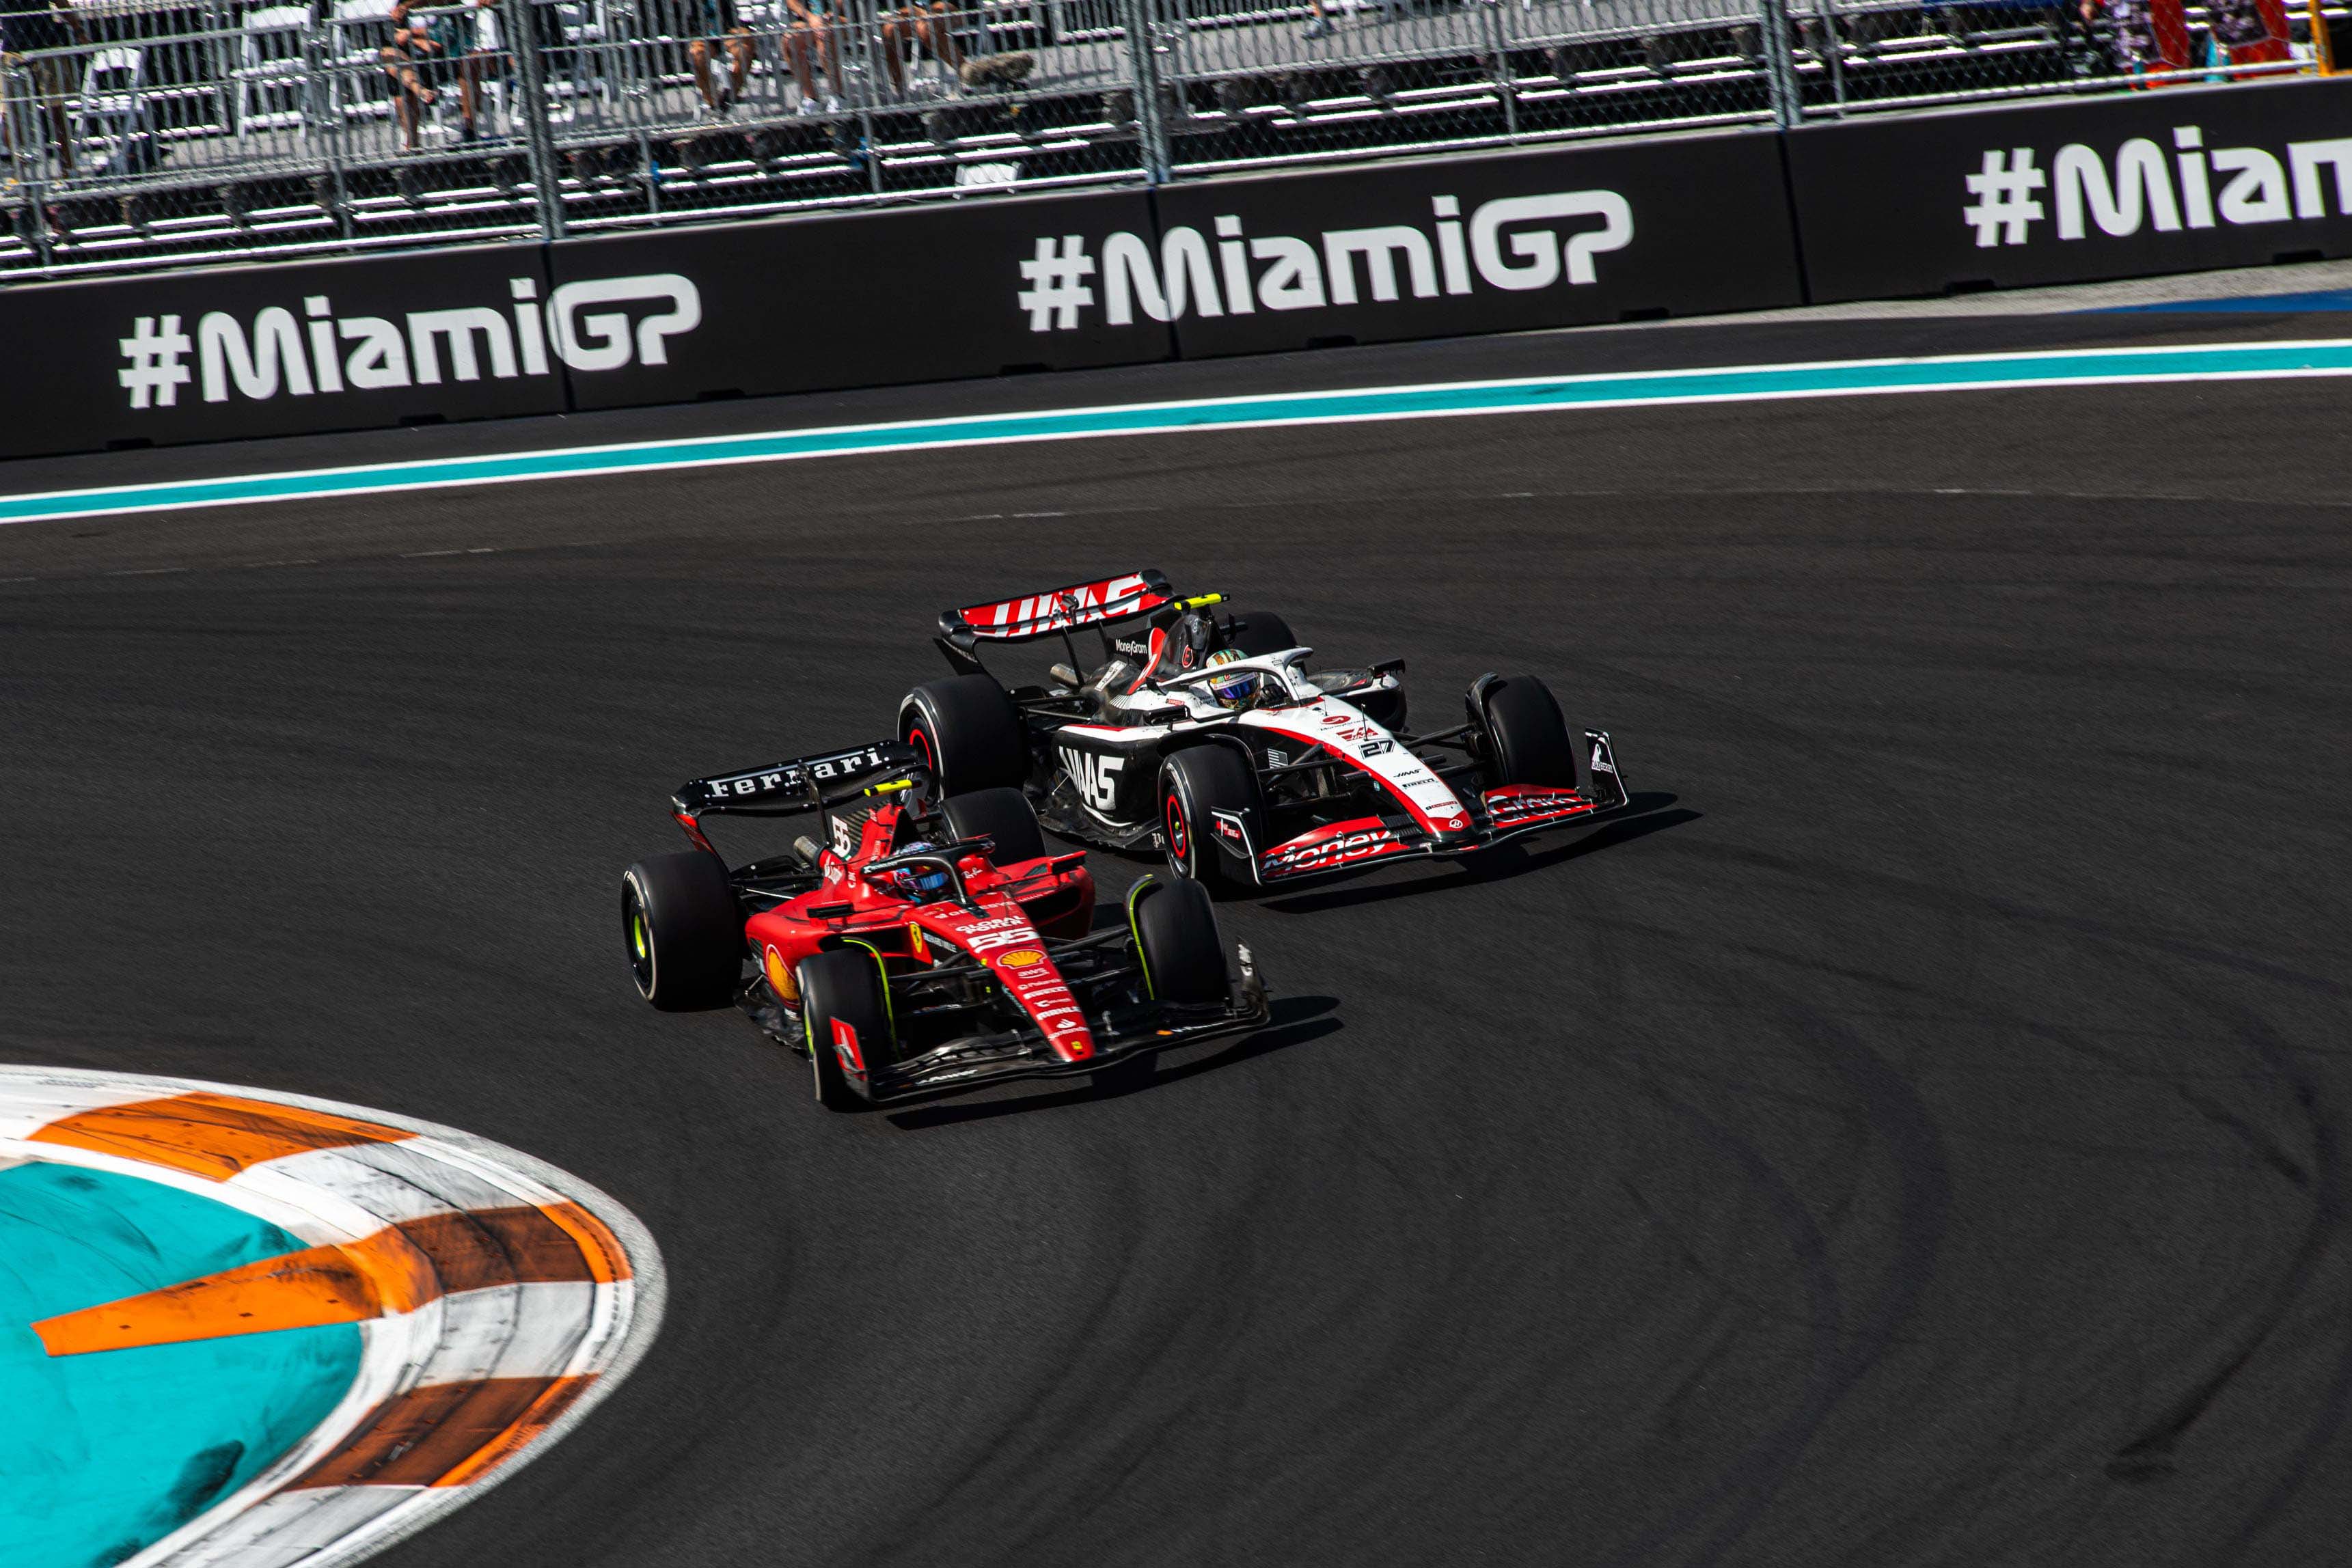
<box><xmin>3</xmin><ymin>0</ymin><xmax>2342</xmax><ymax>277</ymax></box>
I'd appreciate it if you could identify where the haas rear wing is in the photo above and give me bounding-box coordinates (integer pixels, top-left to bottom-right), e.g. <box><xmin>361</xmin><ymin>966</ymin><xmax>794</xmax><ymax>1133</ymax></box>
<box><xmin>936</xmin><ymin>570</ymin><xmax>1240</xmax><ymax>674</ymax></box>
<box><xmin>937</xmin><ymin>567</ymin><xmax>1182</xmax><ymax>655</ymax></box>
<box><xmin>672</xmin><ymin>740</ymin><xmax>920</xmax><ymax>843</ymax></box>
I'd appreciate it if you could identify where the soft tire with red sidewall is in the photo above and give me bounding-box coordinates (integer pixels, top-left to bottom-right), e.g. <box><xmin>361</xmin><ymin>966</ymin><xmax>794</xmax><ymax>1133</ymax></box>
<box><xmin>902</xmin><ymin>675</ymin><xmax>1028</xmax><ymax>797</ymax></box>
<box><xmin>1159</xmin><ymin>746</ymin><xmax>1260</xmax><ymax>895</ymax></box>
<box><xmin>798</xmin><ymin>948</ymin><xmax>894</xmax><ymax>1109</ymax></box>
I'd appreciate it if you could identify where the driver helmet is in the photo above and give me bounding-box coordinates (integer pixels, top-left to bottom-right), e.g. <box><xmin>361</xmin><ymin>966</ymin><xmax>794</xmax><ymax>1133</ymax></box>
<box><xmin>890</xmin><ymin>842</ymin><xmax>951</xmax><ymax>902</ymax></box>
<box><xmin>1204</xmin><ymin>648</ymin><xmax>1261</xmax><ymax>709</ymax></box>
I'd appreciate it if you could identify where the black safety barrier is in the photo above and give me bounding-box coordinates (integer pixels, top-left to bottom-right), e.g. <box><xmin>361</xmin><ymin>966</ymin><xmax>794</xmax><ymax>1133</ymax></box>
<box><xmin>1150</xmin><ymin>133</ymin><xmax>1807</xmax><ymax>358</ymax></box>
<box><xmin>0</xmin><ymin>243</ymin><xmax>563</xmax><ymax>460</ymax></box>
<box><xmin>1789</xmin><ymin>77</ymin><xmax>2352</xmax><ymax>302</ymax></box>
<box><xmin>14</xmin><ymin>78</ymin><xmax>2352</xmax><ymax>465</ymax></box>
<box><xmin>545</xmin><ymin>191</ymin><xmax>1173</xmax><ymax>412</ymax></box>
<box><xmin>0</xmin><ymin>190</ymin><xmax>1170</xmax><ymax>461</ymax></box>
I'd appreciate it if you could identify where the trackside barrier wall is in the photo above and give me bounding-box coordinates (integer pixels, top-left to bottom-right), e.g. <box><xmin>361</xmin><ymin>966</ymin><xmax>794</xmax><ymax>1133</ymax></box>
<box><xmin>1788</xmin><ymin>76</ymin><xmax>2352</xmax><ymax>301</ymax></box>
<box><xmin>545</xmin><ymin>191</ymin><xmax>1171</xmax><ymax>411</ymax></box>
<box><xmin>10</xmin><ymin>76</ymin><xmax>2352</xmax><ymax>463</ymax></box>
<box><xmin>1149</xmin><ymin>134</ymin><xmax>1803</xmax><ymax>356</ymax></box>
<box><xmin>5</xmin><ymin>242</ymin><xmax>561</xmax><ymax>457</ymax></box>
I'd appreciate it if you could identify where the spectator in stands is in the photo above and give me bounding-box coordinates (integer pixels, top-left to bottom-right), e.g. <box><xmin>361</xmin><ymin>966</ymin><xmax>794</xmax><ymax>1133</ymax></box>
<box><xmin>880</xmin><ymin>1</ymin><xmax>961</xmax><ymax>95</ymax></box>
<box><xmin>687</xmin><ymin>0</ymin><xmax>754</xmax><ymax>119</ymax></box>
<box><xmin>1301</xmin><ymin>0</ymin><xmax>1332</xmax><ymax>40</ymax></box>
<box><xmin>784</xmin><ymin>0</ymin><xmax>840</xmax><ymax>114</ymax></box>
<box><xmin>1</xmin><ymin>0</ymin><xmax>80</xmax><ymax>176</ymax></box>
<box><xmin>383</xmin><ymin>0</ymin><xmax>489</xmax><ymax>148</ymax></box>
<box><xmin>464</xmin><ymin>0</ymin><xmax>512</xmax><ymax>132</ymax></box>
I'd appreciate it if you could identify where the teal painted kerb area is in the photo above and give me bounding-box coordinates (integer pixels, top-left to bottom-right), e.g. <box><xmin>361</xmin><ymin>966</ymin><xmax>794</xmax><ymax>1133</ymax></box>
<box><xmin>0</xmin><ymin>1161</ymin><xmax>362</xmax><ymax>1568</ymax></box>
<box><xmin>5</xmin><ymin>337</ymin><xmax>2352</xmax><ymax>525</ymax></box>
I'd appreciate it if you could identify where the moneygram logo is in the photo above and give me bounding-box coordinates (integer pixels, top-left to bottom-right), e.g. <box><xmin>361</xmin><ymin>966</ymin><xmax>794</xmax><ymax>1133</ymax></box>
<box><xmin>1014</xmin><ymin>191</ymin><xmax>1634</xmax><ymax>332</ymax></box>
<box><xmin>117</xmin><ymin>273</ymin><xmax>700</xmax><ymax>411</ymax></box>
<box><xmin>1962</xmin><ymin>125</ymin><xmax>2352</xmax><ymax>248</ymax></box>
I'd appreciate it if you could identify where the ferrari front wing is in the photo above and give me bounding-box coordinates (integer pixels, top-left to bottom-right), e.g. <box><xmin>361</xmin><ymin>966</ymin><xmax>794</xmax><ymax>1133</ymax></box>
<box><xmin>869</xmin><ymin>950</ymin><xmax>1270</xmax><ymax>1103</ymax></box>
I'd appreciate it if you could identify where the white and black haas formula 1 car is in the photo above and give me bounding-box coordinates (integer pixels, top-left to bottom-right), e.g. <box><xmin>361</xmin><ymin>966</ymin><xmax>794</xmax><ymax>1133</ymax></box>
<box><xmin>897</xmin><ymin>569</ymin><xmax>1629</xmax><ymax>892</ymax></box>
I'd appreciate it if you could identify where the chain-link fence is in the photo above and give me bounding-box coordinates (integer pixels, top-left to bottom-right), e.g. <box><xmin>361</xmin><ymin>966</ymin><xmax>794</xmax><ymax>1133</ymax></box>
<box><xmin>3</xmin><ymin>0</ymin><xmax>2344</xmax><ymax>275</ymax></box>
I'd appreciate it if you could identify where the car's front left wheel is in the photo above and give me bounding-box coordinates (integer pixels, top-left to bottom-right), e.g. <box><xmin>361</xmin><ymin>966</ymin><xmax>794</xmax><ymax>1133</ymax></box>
<box><xmin>798</xmin><ymin>948</ymin><xmax>894</xmax><ymax>1109</ymax></box>
<box><xmin>1159</xmin><ymin>747</ymin><xmax>1261</xmax><ymax>894</ymax></box>
<box><xmin>1131</xmin><ymin>877</ymin><xmax>1229</xmax><ymax>1004</ymax></box>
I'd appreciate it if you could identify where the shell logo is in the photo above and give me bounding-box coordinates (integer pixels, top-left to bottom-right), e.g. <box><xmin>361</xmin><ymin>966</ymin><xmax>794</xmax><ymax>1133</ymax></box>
<box><xmin>764</xmin><ymin>944</ymin><xmax>798</xmax><ymax>1002</ymax></box>
<box><xmin>998</xmin><ymin>948</ymin><xmax>1046</xmax><ymax>969</ymax></box>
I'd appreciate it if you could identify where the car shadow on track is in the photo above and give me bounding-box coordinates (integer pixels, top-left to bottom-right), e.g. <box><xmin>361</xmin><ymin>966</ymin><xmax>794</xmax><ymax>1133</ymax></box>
<box><xmin>1259</xmin><ymin>793</ymin><xmax>1699</xmax><ymax>917</ymax></box>
<box><xmin>881</xmin><ymin>994</ymin><xmax>1342</xmax><ymax>1131</ymax></box>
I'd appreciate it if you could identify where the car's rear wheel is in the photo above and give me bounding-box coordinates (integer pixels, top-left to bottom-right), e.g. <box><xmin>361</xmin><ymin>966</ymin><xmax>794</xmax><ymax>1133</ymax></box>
<box><xmin>1481</xmin><ymin>675</ymin><xmax>1578</xmax><ymax>790</ymax></box>
<box><xmin>1225</xmin><ymin>609</ymin><xmax>1298</xmax><ymax>658</ymax></box>
<box><xmin>798</xmin><ymin>948</ymin><xmax>894</xmax><ymax>1110</ymax></box>
<box><xmin>941</xmin><ymin>786</ymin><xmax>1045</xmax><ymax>866</ymax></box>
<box><xmin>1132</xmin><ymin>877</ymin><xmax>1229</xmax><ymax>1004</ymax></box>
<box><xmin>622</xmin><ymin>852</ymin><xmax>741</xmax><ymax>1011</ymax></box>
<box><xmin>1159</xmin><ymin>747</ymin><xmax>1261</xmax><ymax>894</ymax></box>
<box><xmin>902</xmin><ymin>674</ymin><xmax>1027</xmax><ymax>797</ymax></box>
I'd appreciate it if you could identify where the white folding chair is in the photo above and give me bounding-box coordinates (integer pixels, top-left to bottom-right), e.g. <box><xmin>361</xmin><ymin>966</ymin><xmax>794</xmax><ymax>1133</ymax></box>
<box><xmin>546</xmin><ymin>1</ymin><xmax>616</xmax><ymax>120</ymax></box>
<box><xmin>329</xmin><ymin>0</ymin><xmax>400</xmax><ymax>124</ymax></box>
<box><xmin>233</xmin><ymin>5</ymin><xmax>316</xmax><ymax>142</ymax></box>
<box><xmin>72</xmin><ymin>46</ymin><xmax>149</xmax><ymax>175</ymax></box>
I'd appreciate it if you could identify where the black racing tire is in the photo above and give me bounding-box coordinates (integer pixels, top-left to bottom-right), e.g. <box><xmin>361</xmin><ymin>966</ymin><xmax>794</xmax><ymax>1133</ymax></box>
<box><xmin>941</xmin><ymin>786</ymin><xmax>1045</xmax><ymax>866</ymax></box>
<box><xmin>1158</xmin><ymin>746</ymin><xmax>1261</xmax><ymax>894</ymax></box>
<box><xmin>1482</xmin><ymin>675</ymin><xmax>1578</xmax><ymax>790</ymax></box>
<box><xmin>1132</xmin><ymin>877</ymin><xmax>1229</xmax><ymax>1005</ymax></box>
<box><xmin>621</xmin><ymin>852</ymin><xmax>741</xmax><ymax>1012</ymax></box>
<box><xmin>798</xmin><ymin>947</ymin><xmax>894</xmax><ymax>1109</ymax></box>
<box><xmin>1225</xmin><ymin>609</ymin><xmax>1298</xmax><ymax>659</ymax></box>
<box><xmin>901</xmin><ymin>674</ymin><xmax>1026</xmax><ymax>797</ymax></box>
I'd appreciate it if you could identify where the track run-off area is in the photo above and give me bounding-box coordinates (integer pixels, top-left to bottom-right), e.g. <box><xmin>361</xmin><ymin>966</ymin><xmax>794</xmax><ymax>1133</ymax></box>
<box><xmin>4</xmin><ymin>310</ymin><xmax>2349</xmax><ymax>1567</ymax></box>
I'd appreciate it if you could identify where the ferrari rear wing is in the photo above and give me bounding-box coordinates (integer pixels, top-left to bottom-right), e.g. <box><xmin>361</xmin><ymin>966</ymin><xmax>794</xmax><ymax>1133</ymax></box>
<box><xmin>671</xmin><ymin>740</ymin><xmax>922</xmax><ymax>853</ymax></box>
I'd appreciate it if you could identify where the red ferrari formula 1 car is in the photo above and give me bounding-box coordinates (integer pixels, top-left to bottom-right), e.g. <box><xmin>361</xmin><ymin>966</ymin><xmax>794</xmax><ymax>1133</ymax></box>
<box><xmin>897</xmin><ymin>570</ymin><xmax>1630</xmax><ymax>892</ymax></box>
<box><xmin>620</xmin><ymin>740</ymin><xmax>1268</xmax><ymax>1108</ymax></box>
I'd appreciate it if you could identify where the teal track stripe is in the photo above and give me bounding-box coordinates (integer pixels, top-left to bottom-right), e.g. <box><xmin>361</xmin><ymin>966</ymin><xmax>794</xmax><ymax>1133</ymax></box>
<box><xmin>8</xmin><ymin>337</ymin><xmax>2352</xmax><ymax>526</ymax></box>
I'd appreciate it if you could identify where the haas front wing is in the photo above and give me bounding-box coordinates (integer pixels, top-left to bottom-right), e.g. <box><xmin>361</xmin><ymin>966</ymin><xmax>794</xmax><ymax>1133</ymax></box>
<box><xmin>1255</xmin><ymin>730</ymin><xmax>1628</xmax><ymax>884</ymax></box>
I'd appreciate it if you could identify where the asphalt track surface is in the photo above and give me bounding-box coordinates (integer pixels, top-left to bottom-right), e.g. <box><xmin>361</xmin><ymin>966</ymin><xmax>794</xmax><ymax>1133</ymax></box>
<box><xmin>5</xmin><ymin>311</ymin><xmax>2351</xmax><ymax>1567</ymax></box>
